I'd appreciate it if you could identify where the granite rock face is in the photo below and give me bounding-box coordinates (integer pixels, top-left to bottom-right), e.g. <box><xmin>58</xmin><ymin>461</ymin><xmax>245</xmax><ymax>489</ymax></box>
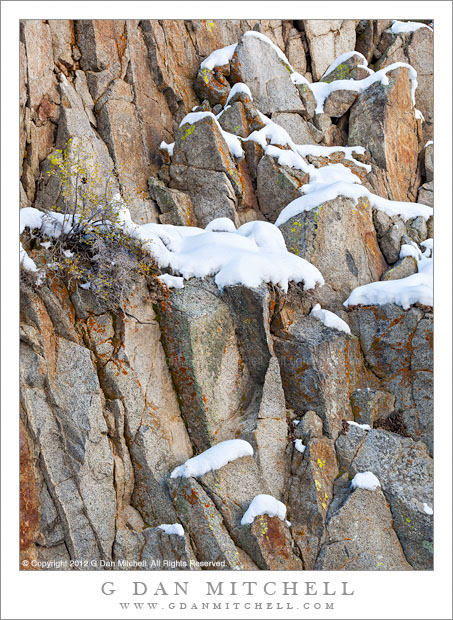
<box><xmin>19</xmin><ymin>19</ymin><xmax>433</xmax><ymax>572</ymax></box>
<box><xmin>348</xmin><ymin>67</ymin><xmax>421</xmax><ymax>203</ymax></box>
<box><xmin>279</xmin><ymin>195</ymin><xmax>387</xmax><ymax>301</ymax></box>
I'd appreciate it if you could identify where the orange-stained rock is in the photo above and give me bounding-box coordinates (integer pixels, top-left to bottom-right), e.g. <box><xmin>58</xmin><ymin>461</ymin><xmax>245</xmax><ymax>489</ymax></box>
<box><xmin>288</xmin><ymin>435</ymin><xmax>338</xmax><ymax>569</ymax></box>
<box><xmin>349</xmin><ymin>67</ymin><xmax>421</xmax><ymax>202</ymax></box>
<box><xmin>238</xmin><ymin>515</ymin><xmax>303</xmax><ymax>570</ymax></box>
<box><xmin>19</xmin><ymin>419</ymin><xmax>40</xmax><ymax>553</ymax></box>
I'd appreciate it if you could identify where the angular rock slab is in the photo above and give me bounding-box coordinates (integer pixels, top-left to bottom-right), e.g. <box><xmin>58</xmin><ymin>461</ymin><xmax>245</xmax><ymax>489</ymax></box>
<box><xmin>140</xmin><ymin>527</ymin><xmax>199</xmax><ymax>571</ymax></box>
<box><xmin>342</xmin><ymin>429</ymin><xmax>434</xmax><ymax>570</ymax></box>
<box><xmin>349</xmin><ymin>304</ymin><xmax>433</xmax><ymax>453</ymax></box>
<box><xmin>303</xmin><ymin>20</ymin><xmax>357</xmax><ymax>81</ymax></box>
<box><xmin>168</xmin><ymin>477</ymin><xmax>244</xmax><ymax>570</ymax></box>
<box><xmin>236</xmin><ymin>516</ymin><xmax>302</xmax><ymax>570</ymax></box>
<box><xmin>316</xmin><ymin>487</ymin><xmax>413</xmax><ymax>570</ymax></box>
<box><xmin>196</xmin><ymin>357</ymin><xmax>289</xmax><ymax>535</ymax></box>
<box><xmin>256</xmin><ymin>154</ymin><xmax>307</xmax><ymax>222</ymax></box>
<box><xmin>273</xmin><ymin>315</ymin><xmax>373</xmax><ymax>440</ymax></box>
<box><xmin>170</xmin><ymin>165</ymin><xmax>239</xmax><ymax>228</ymax></box>
<box><xmin>375</xmin><ymin>26</ymin><xmax>433</xmax><ymax>139</ymax></box>
<box><xmin>288</xmin><ymin>436</ymin><xmax>338</xmax><ymax>568</ymax></box>
<box><xmin>172</xmin><ymin>114</ymin><xmax>243</xmax><ymax>199</ymax></box>
<box><xmin>230</xmin><ymin>33</ymin><xmax>303</xmax><ymax>116</ymax></box>
<box><xmin>279</xmin><ymin>194</ymin><xmax>387</xmax><ymax>301</ymax></box>
<box><xmin>348</xmin><ymin>67</ymin><xmax>421</xmax><ymax>202</ymax></box>
<box><xmin>195</xmin><ymin>66</ymin><xmax>231</xmax><ymax>107</ymax></box>
<box><xmin>20</xmin><ymin>337</ymin><xmax>115</xmax><ymax>566</ymax></box>
<box><xmin>321</xmin><ymin>53</ymin><xmax>370</xmax><ymax>83</ymax></box>
<box><xmin>350</xmin><ymin>388</ymin><xmax>395</xmax><ymax>427</ymax></box>
<box><xmin>159</xmin><ymin>280</ymin><xmax>276</xmax><ymax>452</ymax></box>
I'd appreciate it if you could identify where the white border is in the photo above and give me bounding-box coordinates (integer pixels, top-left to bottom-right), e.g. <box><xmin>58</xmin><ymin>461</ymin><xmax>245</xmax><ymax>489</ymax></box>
<box><xmin>2</xmin><ymin>2</ymin><xmax>452</xmax><ymax>619</ymax></box>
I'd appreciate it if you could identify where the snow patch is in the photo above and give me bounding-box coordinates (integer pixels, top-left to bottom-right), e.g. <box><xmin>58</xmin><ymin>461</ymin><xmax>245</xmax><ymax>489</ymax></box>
<box><xmin>344</xmin><ymin>239</ymin><xmax>432</xmax><ymax>310</ymax></box>
<box><xmin>351</xmin><ymin>471</ymin><xmax>381</xmax><ymax>491</ymax></box>
<box><xmin>415</xmin><ymin>109</ymin><xmax>425</xmax><ymax>123</ymax></box>
<box><xmin>423</xmin><ymin>503</ymin><xmax>433</xmax><ymax>516</ymax></box>
<box><xmin>159</xmin><ymin>141</ymin><xmax>175</xmax><ymax>157</ymax></box>
<box><xmin>200</xmin><ymin>43</ymin><xmax>237</xmax><ymax>71</ymax></box>
<box><xmin>158</xmin><ymin>274</ymin><xmax>184</xmax><ymax>289</ymax></box>
<box><xmin>310</xmin><ymin>303</ymin><xmax>351</xmax><ymax>334</ymax></box>
<box><xmin>390</xmin><ymin>20</ymin><xmax>433</xmax><ymax>34</ymax></box>
<box><xmin>240</xmin><ymin>494</ymin><xmax>287</xmax><ymax>525</ymax></box>
<box><xmin>290</xmin><ymin>72</ymin><xmax>310</xmax><ymax>86</ymax></box>
<box><xmin>400</xmin><ymin>243</ymin><xmax>422</xmax><ymax>261</ymax></box>
<box><xmin>21</xmin><ymin>201</ymin><xmax>324</xmax><ymax>294</ymax></box>
<box><xmin>308</xmin><ymin>62</ymin><xmax>418</xmax><ymax>114</ymax></box>
<box><xmin>275</xmin><ymin>181</ymin><xmax>433</xmax><ymax>228</ymax></box>
<box><xmin>347</xmin><ymin>420</ymin><xmax>371</xmax><ymax>431</ymax></box>
<box><xmin>225</xmin><ymin>82</ymin><xmax>252</xmax><ymax>106</ymax></box>
<box><xmin>156</xmin><ymin>523</ymin><xmax>185</xmax><ymax>537</ymax></box>
<box><xmin>20</xmin><ymin>243</ymin><xmax>38</xmax><ymax>272</ymax></box>
<box><xmin>170</xmin><ymin>439</ymin><xmax>254</xmax><ymax>479</ymax></box>
<box><xmin>294</xmin><ymin>439</ymin><xmax>306</xmax><ymax>454</ymax></box>
<box><xmin>205</xmin><ymin>218</ymin><xmax>237</xmax><ymax>233</ymax></box>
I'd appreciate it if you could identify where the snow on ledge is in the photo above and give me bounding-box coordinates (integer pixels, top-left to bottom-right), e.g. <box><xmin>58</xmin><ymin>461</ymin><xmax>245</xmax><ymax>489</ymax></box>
<box><xmin>179</xmin><ymin>111</ymin><xmax>244</xmax><ymax>159</ymax></box>
<box><xmin>294</xmin><ymin>439</ymin><xmax>306</xmax><ymax>454</ymax></box>
<box><xmin>200</xmin><ymin>43</ymin><xmax>237</xmax><ymax>71</ymax></box>
<box><xmin>310</xmin><ymin>303</ymin><xmax>351</xmax><ymax>334</ymax></box>
<box><xmin>320</xmin><ymin>51</ymin><xmax>368</xmax><ymax>79</ymax></box>
<box><xmin>159</xmin><ymin>141</ymin><xmax>174</xmax><ymax>157</ymax></box>
<box><xmin>170</xmin><ymin>439</ymin><xmax>254</xmax><ymax>479</ymax></box>
<box><xmin>344</xmin><ymin>240</ymin><xmax>432</xmax><ymax>310</ymax></box>
<box><xmin>156</xmin><ymin>523</ymin><xmax>185</xmax><ymax>537</ymax></box>
<box><xmin>241</xmin><ymin>494</ymin><xmax>287</xmax><ymax>525</ymax></box>
<box><xmin>309</xmin><ymin>62</ymin><xmax>418</xmax><ymax>114</ymax></box>
<box><xmin>389</xmin><ymin>20</ymin><xmax>433</xmax><ymax>34</ymax></box>
<box><xmin>351</xmin><ymin>471</ymin><xmax>381</xmax><ymax>491</ymax></box>
<box><xmin>225</xmin><ymin>82</ymin><xmax>252</xmax><ymax>106</ymax></box>
<box><xmin>275</xmin><ymin>181</ymin><xmax>433</xmax><ymax>228</ymax></box>
<box><xmin>347</xmin><ymin>420</ymin><xmax>371</xmax><ymax>431</ymax></box>
<box><xmin>158</xmin><ymin>274</ymin><xmax>184</xmax><ymax>289</ymax></box>
<box><xmin>19</xmin><ymin>205</ymin><xmax>325</xmax><ymax>294</ymax></box>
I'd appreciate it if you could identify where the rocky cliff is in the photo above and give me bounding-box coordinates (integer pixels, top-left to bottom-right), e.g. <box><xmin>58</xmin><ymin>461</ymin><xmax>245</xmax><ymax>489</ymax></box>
<box><xmin>20</xmin><ymin>19</ymin><xmax>433</xmax><ymax>571</ymax></box>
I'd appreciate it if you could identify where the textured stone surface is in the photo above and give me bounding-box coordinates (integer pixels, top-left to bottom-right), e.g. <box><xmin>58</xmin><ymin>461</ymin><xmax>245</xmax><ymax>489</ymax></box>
<box><xmin>230</xmin><ymin>33</ymin><xmax>303</xmax><ymax>115</ymax></box>
<box><xmin>381</xmin><ymin>256</ymin><xmax>418</xmax><ymax>281</ymax></box>
<box><xmin>355</xmin><ymin>20</ymin><xmax>393</xmax><ymax>63</ymax></box>
<box><xmin>271</xmin><ymin>112</ymin><xmax>319</xmax><ymax>144</ymax></box>
<box><xmin>19</xmin><ymin>19</ymin><xmax>433</xmax><ymax>574</ymax></box>
<box><xmin>323</xmin><ymin>90</ymin><xmax>358</xmax><ymax>117</ymax></box>
<box><xmin>417</xmin><ymin>181</ymin><xmax>433</xmax><ymax>207</ymax></box>
<box><xmin>273</xmin><ymin>314</ymin><xmax>373</xmax><ymax>440</ymax></box>
<box><xmin>321</xmin><ymin>53</ymin><xmax>369</xmax><ymax>83</ymax></box>
<box><xmin>148</xmin><ymin>177</ymin><xmax>197</xmax><ymax>226</ymax></box>
<box><xmin>350</xmin><ymin>388</ymin><xmax>395</xmax><ymax>426</ymax></box>
<box><xmin>303</xmin><ymin>20</ymin><xmax>357</xmax><ymax>81</ymax></box>
<box><xmin>238</xmin><ymin>516</ymin><xmax>302</xmax><ymax>570</ymax></box>
<box><xmin>348</xmin><ymin>305</ymin><xmax>433</xmax><ymax>453</ymax></box>
<box><xmin>316</xmin><ymin>486</ymin><xmax>413</xmax><ymax>570</ymax></box>
<box><xmin>348</xmin><ymin>68</ymin><xmax>421</xmax><ymax>202</ymax></box>
<box><xmin>289</xmin><ymin>435</ymin><xmax>338</xmax><ymax>568</ymax></box>
<box><xmin>256</xmin><ymin>155</ymin><xmax>307</xmax><ymax>222</ymax></box>
<box><xmin>348</xmin><ymin>429</ymin><xmax>433</xmax><ymax>570</ymax></box>
<box><xmin>375</xmin><ymin>26</ymin><xmax>433</xmax><ymax>139</ymax></box>
<box><xmin>168</xmin><ymin>477</ymin><xmax>244</xmax><ymax>570</ymax></box>
<box><xmin>279</xmin><ymin>195</ymin><xmax>387</xmax><ymax>300</ymax></box>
